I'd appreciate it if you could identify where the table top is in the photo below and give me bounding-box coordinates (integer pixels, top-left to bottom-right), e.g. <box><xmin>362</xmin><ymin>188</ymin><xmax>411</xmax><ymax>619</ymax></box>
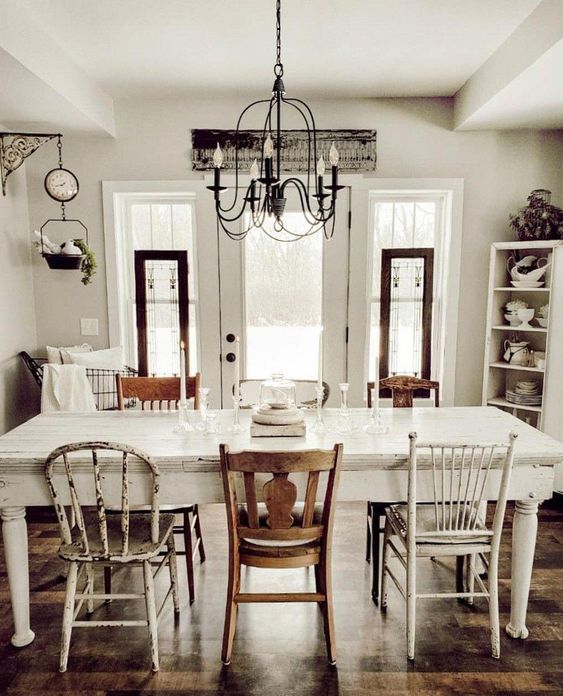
<box><xmin>0</xmin><ymin>407</ymin><xmax>562</xmax><ymax>472</ymax></box>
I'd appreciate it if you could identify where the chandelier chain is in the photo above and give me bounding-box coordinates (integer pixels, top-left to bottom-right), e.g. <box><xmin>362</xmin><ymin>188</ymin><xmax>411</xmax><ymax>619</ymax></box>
<box><xmin>274</xmin><ymin>0</ymin><xmax>283</xmax><ymax>77</ymax></box>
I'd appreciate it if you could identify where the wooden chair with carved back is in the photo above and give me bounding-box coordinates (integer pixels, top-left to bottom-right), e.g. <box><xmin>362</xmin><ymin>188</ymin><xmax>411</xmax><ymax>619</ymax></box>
<box><xmin>114</xmin><ymin>373</ymin><xmax>205</xmax><ymax>603</ymax></box>
<box><xmin>365</xmin><ymin>376</ymin><xmax>440</xmax><ymax>604</ymax></box>
<box><xmin>45</xmin><ymin>441</ymin><xmax>179</xmax><ymax>672</ymax></box>
<box><xmin>219</xmin><ymin>444</ymin><xmax>343</xmax><ymax>665</ymax></box>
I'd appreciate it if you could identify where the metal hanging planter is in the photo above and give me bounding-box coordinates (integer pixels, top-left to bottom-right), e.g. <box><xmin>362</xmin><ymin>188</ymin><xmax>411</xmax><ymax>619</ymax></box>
<box><xmin>40</xmin><ymin>217</ymin><xmax>89</xmax><ymax>269</ymax></box>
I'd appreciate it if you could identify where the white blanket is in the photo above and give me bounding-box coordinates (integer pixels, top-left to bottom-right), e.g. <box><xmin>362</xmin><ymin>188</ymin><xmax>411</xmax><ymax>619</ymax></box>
<box><xmin>41</xmin><ymin>364</ymin><xmax>97</xmax><ymax>413</ymax></box>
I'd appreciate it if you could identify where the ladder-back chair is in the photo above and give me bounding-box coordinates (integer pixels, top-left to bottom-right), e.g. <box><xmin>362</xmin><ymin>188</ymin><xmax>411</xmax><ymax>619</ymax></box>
<box><xmin>45</xmin><ymin>441</ymin><xmax>180</xmax><ymax>672</ymax></box>
<box><xmin>115</xmin><ymin>373</ymin><xmax>205</xmax><ymax>603</ymax></box>
<box><xmin>381</xmin><ymin>431</ymin><xmax>517</xmax><ymax>660</ymax></box>
<box><xmin>219</xmin><ymin>443</ymin><xmax>343</xmax><ymax>666</ymax></box>
<box><xmin>366</xmin><ymin>375</ymin><xmax>440</xmax><ymax>604</ymax></box>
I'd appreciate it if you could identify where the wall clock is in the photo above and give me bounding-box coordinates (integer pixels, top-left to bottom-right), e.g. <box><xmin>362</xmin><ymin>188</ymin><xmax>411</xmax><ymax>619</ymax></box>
<box><xmin>44</xmin><ymin>167</ymin><xmax>79</xmax><ymax>202</ymax></box>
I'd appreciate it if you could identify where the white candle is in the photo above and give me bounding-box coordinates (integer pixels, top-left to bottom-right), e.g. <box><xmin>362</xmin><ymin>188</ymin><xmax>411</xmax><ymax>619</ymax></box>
<box><xmin>373</xmin><ymin>355</ymin><xmax>380</xmax><ymax>412</ymax></box>
<box><xmin>317</xmin><ymin>326</ymin><xmax>323</xmax><ymax>390</ymax></box>
<box><xmin>234</xmin><ymin>336</ymin><xmax>240</xmax><ymax>400</ymax></box>
<box><xmin>180</xmin><ymin>341</ymin><xmax>187</xmax><ymax>405</ymax></box>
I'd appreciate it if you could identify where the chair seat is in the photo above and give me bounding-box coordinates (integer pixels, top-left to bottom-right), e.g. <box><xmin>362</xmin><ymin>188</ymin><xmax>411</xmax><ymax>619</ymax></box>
<box><xmin>59</xmin><ymin>512</ymin><xmax>176</xmax><ymax>562</ymax></box>
<box><xmin>386</xmin><ymin>504</ymin><xmax>491</xmax><ymax>544</ymax></box>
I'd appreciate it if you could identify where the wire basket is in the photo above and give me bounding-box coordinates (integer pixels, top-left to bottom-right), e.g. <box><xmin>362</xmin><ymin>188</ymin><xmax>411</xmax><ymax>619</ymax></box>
<box><xmin>20</xmin><ymin>351</ymin><xmax>137</xmax><ymax>411</ymax></box>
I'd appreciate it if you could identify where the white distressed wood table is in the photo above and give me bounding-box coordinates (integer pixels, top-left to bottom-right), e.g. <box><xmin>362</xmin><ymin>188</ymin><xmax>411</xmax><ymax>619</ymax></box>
<box><xmin>0</xmin><ymin>407</ymin><xmax>561</xmax><ymax>649</ymax></box>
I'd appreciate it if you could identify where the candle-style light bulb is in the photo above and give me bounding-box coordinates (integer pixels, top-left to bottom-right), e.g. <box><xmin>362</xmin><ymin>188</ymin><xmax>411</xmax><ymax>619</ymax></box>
<box><xmin>250</xmin><ymin>158</ymin><xmax>259</xmax><ymax>180</ymax></box>
<box><xmin>316</xmin><ymin>156</ymin><xmax>326</xmax><ymax>177</ymax></box>
<box><xmin>213</xmin><ymin>142</ymin><xmax>223</xmax><ymax>168</ymax></box>
<box><xmin>263</xmin><ymin>134</ymin><xmax>274</xmax><ymax>158</ymax></box>
<box><xmin>329</xmin><ymin>142</ymin><xmax>339</xmax><ymax>166</ymax></box>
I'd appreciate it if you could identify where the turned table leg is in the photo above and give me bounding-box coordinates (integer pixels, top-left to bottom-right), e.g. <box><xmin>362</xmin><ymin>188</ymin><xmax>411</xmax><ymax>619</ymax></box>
<box><xmin>1</xmin><ymin>506</ymin><xmax>35</xmax><ymax>647</ymax></box>
<box><xmin>506</xmin><ymin>499</ymin><xmax>539</xmax><ymax>640</ymax></box>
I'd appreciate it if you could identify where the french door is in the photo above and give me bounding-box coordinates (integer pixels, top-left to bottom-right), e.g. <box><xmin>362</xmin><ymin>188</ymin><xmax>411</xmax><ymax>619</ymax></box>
<box><xmin>217</xmin><ymin>190</ymin><xmax>351</xmax><ymax>407</ymax></box>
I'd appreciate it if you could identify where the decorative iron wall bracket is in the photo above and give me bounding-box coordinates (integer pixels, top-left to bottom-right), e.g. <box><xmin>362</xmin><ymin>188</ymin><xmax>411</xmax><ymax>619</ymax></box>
<box><xmin>0</xmin><ymin>132</ymin><xmax>60</xmax><ymax>195</ymax></box>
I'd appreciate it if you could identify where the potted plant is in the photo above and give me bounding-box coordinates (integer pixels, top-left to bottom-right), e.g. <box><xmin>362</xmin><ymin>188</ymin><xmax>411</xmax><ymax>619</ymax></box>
<box><xmin>33</xmin><ymin>231</ymin><xmax>96</xmax><ymax>285</ymax></box>
<box><xmin>510</xmin><ymin>189</ymin><xmax>563</xmax><ymax>241</ymax></box>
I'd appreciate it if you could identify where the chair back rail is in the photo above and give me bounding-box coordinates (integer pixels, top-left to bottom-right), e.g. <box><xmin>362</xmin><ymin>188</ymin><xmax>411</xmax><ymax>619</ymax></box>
<box><xmin>45</xmin><ymin>441</ymin><xmax>160</xmax><ymax>558</ymax></box>
<box><xmin>116</xmin><ymin>374</ymin><xmax>201</xmax><ymax>411</ymax></box>
<box><xmin>220</xmin><ymin>445</ymin><xmax>343</xmax><ymax>545</ymax></box>
<box><xmin>367</xmin><ymin>376</ymin><xmax>440</xmax><ymax>408</ymax></box>
<box><xmin>407</xmin><ymin>432</ymin><xmax>518</xmax><ymax>546</ymax></box>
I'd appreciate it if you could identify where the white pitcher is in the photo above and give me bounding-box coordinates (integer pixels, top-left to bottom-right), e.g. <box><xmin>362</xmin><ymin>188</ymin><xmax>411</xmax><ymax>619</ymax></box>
<box><xmin>503</xmin><ymin>340</ymin><xmax>530</xmax><ymax>366</ymax></box>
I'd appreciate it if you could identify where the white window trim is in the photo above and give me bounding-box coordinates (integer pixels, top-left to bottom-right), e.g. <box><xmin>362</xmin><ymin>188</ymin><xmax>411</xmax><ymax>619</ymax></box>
<box><xmin>102</xmin><ymin>181</ymin><xmax>201</xmax><ymax>372</ymax></box>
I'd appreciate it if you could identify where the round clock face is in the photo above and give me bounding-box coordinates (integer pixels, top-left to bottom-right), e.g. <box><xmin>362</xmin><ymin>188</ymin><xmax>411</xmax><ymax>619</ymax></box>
<box><xmin>44</xmin><ymin>168</ymin><xmax>79</xmax><ymax>202</ymax></box>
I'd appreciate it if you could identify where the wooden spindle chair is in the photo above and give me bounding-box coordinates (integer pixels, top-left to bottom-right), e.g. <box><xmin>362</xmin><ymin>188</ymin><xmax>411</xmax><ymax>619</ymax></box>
<box><xmin>219</xmin><ymin>443</ymin><xmax>343</xmax><ymax>666</ymax></box>
<box><xmin>45</xmin><ymin>441</ymin><xmax>180</xmax><ymax>672</ymax></box>
<box><xmin>366</xmin><ymin>376</ymin><xmax>440</xmax><ymax>604</ymax></box>
<box><xmin>380</xmin><ymin>431</ymin><xmax>517</xmax><ymax>660</ymax></box>
<box><xmin>114</xmin><ymin>374</ymin><xmax>205</xmax><ymax>603</ymax></box>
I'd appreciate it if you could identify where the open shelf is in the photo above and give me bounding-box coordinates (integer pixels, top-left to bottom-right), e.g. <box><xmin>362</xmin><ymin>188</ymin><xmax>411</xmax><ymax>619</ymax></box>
<box><xmin>494</xmin><ymin>287</ymin><xmax>550</xmax><ymax>292</ymax></box>
<box><xmin>489</xmin><ymin>361</ymin><xmax>544</xmax><ymax>373</ymax></box>
<box><xmin>487</xmin><ymin>397</ymin><xmax>542</xmax><ymax>413</ymax></box>
<box><xmin>492</xmin><ymin>325</ymin><xmax>547</xmax><ymax>333</ymax></box>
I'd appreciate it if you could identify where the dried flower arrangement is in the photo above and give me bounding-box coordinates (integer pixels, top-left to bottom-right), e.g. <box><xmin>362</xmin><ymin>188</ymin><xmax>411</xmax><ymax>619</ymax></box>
<box><xmin>510</xmin><ymin>189</ymin><xmax>563</xmax><ymax>241</ymax></box>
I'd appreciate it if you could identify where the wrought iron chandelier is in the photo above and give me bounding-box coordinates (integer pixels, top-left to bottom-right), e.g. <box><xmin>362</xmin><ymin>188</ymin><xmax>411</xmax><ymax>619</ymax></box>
<box><xmin>207</xmin><ymin>0</ymin><xmax>343</xmax><ymax>242</ymax></box>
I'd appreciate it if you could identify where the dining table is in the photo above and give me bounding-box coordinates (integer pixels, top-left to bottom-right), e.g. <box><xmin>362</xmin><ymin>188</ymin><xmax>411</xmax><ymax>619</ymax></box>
<box><xmin>0</xmin><ymin>406</ymin><xmax>561</xmax><ymax>650</ymax></box>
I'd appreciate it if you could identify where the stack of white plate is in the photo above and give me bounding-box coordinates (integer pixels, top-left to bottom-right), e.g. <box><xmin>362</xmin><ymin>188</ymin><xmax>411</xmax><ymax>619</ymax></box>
<box><xmin>510</xmin><ymin>280</ymin><xmax>544</xmax><ymax>288</ymax></box>
<box><xmin>505</xmin><ymin>380</ymin><xmax>542</xmax><ymax>406</ymax></box>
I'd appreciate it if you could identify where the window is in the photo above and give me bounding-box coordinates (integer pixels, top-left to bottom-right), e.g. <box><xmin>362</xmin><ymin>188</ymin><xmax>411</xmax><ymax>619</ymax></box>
<box><xmin>243</xmin><ymin>213</ymin><xmax>323</xmax><ymax>379</ymax></box>
<box><xmin>367</xmin><ymin>195</ymin><xmax>444</xmax><ymax>384</ymax></box>
<box><xmin>121</xmin><ymin>196</ymin><xmax>198</xmax><ymax>373</ymax></box>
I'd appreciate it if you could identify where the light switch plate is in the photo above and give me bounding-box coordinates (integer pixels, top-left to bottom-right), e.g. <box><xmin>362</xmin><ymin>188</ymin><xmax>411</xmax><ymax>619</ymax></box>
<box><xmin>80</xmin><ymin>318</ymin><xmax>99</xmax><ymax>336</ymax></box>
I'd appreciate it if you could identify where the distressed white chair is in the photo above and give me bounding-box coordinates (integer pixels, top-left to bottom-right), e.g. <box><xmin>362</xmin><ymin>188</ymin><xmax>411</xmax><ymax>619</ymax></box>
<box><xmin>45</xmin><ymin>441</ymin><xmax>180</xmax><ymax>673</ymax></box>
<box><xmin>380</xmin><ymin>431</ymin><xmax>517</xmax><ymax>660</ymax></box>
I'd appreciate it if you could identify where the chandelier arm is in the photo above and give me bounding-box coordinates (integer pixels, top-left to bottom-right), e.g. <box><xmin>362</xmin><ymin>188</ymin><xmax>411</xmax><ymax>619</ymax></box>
<box><xmin>275</xmin><ymin>216</ymin><xmax>328</xmax><ymax>240</ymax></box>
<box><xmin>218</xmin><ymin>215</ymin><xmax>250</xmax><ymax>241</ymax></box>
<box><xmin>282</xmin><ymin>96</ymin><xmax>319</xmax><ymax>194</ymax></box>
<box><xmin>280</xmin><ymin>96</ymin><xmax>315</xmax><ymax>195</ymax></box>
<box><xmin>280</xmin><ymin>177</ymin><xmax>331</xmax><ymax>225</ymax></box>
<box><xmin>216</xmin><ymin>185</ymin><xmax>253</xmax><ymax>223</ymax></box>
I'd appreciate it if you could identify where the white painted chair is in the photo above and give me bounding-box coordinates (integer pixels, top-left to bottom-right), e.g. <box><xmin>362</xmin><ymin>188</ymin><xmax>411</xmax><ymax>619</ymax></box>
<box><xmin>45</xmin><ymin>441</ymin><xmax>180</xmax><ymax>673</ymax></box>
<box><xmin>380</xmin><ymin>431</ymin><xmax>518</xmax><ymax>660</ymax></box>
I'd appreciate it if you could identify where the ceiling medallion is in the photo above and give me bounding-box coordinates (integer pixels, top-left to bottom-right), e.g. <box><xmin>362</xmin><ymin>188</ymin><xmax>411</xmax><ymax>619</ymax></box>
<box><xmin>207</xmin><ymin>0</ymin><xmax>343</xmax><ymax>242</ymax></box>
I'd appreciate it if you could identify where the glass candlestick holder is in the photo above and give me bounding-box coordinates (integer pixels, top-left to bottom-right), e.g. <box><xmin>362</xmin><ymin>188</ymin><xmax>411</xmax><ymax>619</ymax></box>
<box><xmin>364</xmin><ymin>388</ymin><xmax>388</xmax><ymax>434</ymax></box>
<box><xmin>229</xmin><ymin>394</ymin><xmax>242</xmax><ymax>433</ymax></box>
<box><xmin>195</xmin><ymin>387</ymin><xmax>210</xmax><ymax>432</ymax></box>
<box><xmin>311</xmin><ymin>385</ymin><xmax>326</xmax><ymax>433</ymax></box>
<box><xmin>174</xmin><ymin>401</ymin><xmax>194</xmax><ymax>433</ymax></box>
<box><xmin>337</xmin><ymin>382</ymin><xmax>352</xmax><ymax>433</ymax></box>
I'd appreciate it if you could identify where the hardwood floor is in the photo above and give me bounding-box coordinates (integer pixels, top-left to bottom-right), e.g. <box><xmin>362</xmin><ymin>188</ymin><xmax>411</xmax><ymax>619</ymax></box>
<box><xmin>0</xmin><ymin>502</ymin><xmax>561</xmax><ymax>695</ymax></box>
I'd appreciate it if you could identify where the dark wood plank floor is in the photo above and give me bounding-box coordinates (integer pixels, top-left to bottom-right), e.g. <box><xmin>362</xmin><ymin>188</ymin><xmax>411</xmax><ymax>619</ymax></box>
<box><xmin>0</xmin><ymin>502</ymin><xmax>561</xmax><ymax>695</ymax></box>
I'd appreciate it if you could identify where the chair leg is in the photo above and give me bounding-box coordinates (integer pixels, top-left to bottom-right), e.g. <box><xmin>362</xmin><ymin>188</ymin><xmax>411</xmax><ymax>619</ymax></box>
<box><xmin>183</xmin><ymin>510</ymin><xmax>196</xmax><ymax>604</ymax></box>
<box><xmin>488</xmin><ymin>552</ymin><xmax>500</xmax><ymax>659</ymax></box>
<box><xmin>143</xmin><ymin>560</ymin><xmax>160</xmax><ymax>672</ymax></box>
<box><xmin>371</xmin><ymin>507</ymin><xmax>381</xmax><ymax>604</ymax></box>
<box><xmin>86</xmin><ymin>562</ymin><xmax>94</xmax><ymax>614</ymax></box>
<box><xmin>318</xmin><ymin>552</ymin><xmax>337</xmax><ymax>665</ymax></box>
<box><xmin>466</xmin><ymin>554</ymin><xmax>476</xmax><ymax>606</ymax></box>
<box><xmin>221</xmin><ymin>558</ymin><xmax>240</xmax><ymax>665</ymax></box>
<box><xmin>59</xmin><ymin>561</ymin><xmax>78</xmax><ymax>673</ymax></box>
<box><xmin>456</xmin><ymin>556</ymin><xmax>465</xmax><ymax>594</ymax></box>
<box><xmin>366</xmin><ymin>502</ymin><xmax>372</xmax><ymax>563</ymax></box>
<box><xmin>406</xmin><ymin>540</ymin><xmax>416</xmax><ymax>661</ymax></box>
<box><xmin>314</xmin><ymin>563</ymin><xmax>321</xmax><ymax>595</ymax></box>
<box><xmin>380</xmin><ymin>518</ymin><xmax>392</xmax><ymax>610</ymax></box>
<box><xmin>193</xmin><ymin>504</ymin><xmax>206</xmax><ymax>563</ymax></box>
<box><xmin>104</xmin><ymin>566</ymin><xmax>112</xmax><ymax>602</ymax></box>
<box><xmin>167</xmin><ymin>534</ymin><xmax>180</xmax><ymax>613</ymax></box>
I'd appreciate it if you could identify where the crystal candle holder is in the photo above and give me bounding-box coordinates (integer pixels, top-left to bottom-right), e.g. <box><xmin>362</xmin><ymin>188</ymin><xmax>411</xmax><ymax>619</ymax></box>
<box><xmin>229</xmin><ymin>394</ymin><xmax>242</xmax><ymax>433</ymax></box>
<box><xmin>364</xmin><ymin>388</ymin><xmax>388</xmax><ymax>434</ymax></box>
<box><xmin>311</xmin><ymin>385</ymin><xmax>326</xmax><ymax>433</ymax></box>
<box><xmin>174</xmin><ymin>401</ymin><xmax>193</xmax><ymax>433</ymax></box>
<box><xmin>195</xmin><ymin>387</ymin><xmax>210</xmax><ymax>432</ymax></box>
<box><xmin>337</xmin><ymin>382</ymin><xmax>352</xmax><ymax>433</ymax></box>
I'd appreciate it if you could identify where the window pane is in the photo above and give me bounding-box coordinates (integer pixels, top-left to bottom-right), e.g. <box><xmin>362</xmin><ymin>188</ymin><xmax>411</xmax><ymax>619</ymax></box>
<box><xmin>368</xmin><ymin>302</ymin><xmax>380</xmax><ymax>383</ymax></box>
<box><xmin>150</xmin><ymin>205</ymin><xmax>172</xmax><ymax>248</ymax></box>
<box><xmin>392</xmin><ymin>202</ymin><xmax>415</xmax><ymax>247</ymax></box>
<box><xmin>244</xmin><ymin>213</ymin><xmax>322</xmax><ymax>379</ymax></box>
<box><xmin>144</xmin><ymin>259</ymin><xmax>181</xmax><ymax>377</ymax></box>
<box><xmin>131</xmin><ymin>204</ymin><xmax>151</xmax><ymax>249</ymax></box>
<box><xmin>413</xmin><ymin>201</ymin><xmax>435</xmax><ymax>247</ymax></box>
<box><xmin>388</xmin><ymin>257</ymin><xmax>425</xmax><ymax>377</ymax></box>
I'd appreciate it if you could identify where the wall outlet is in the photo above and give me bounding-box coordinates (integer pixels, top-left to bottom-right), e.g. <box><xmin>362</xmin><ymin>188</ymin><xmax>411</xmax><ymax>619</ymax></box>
<box><xmin>80</xmin><ymin>318</ymin><xmax>99</xmax><ymax>336</ymax></box>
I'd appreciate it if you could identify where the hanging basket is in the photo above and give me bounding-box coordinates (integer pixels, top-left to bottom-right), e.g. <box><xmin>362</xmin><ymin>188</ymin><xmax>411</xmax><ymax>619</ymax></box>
<box><xmin>39</xmin><ymin>217</ymin><xmax>89</xmax><ymax>270</ymax></box>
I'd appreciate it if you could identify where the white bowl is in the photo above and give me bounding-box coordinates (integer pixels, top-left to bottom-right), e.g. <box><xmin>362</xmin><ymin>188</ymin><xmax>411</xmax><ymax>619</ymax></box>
<box><xmin>511</xmin><ymin>280</ymin><xmax>544</xmax><ymax>288</ymax></box>
<box><xmin>536</xmin><ymin>317</ymin><xmax>548</xmax><ymax>328</ymax></box>
<box><xmin>517</xmin><ymin>308</ymin><xmax>535</xmax><ymax>328</ymax></box>
<box><xmin>504</xmin><ymin>313</ymin><xmax>522</xmax><ymax>326</ymax></box>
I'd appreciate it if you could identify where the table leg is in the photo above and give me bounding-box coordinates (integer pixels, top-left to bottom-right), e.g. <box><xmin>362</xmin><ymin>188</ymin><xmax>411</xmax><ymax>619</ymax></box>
<box><xmin>1</xmin><ymin>506</ymin><xmax>35</xmax><ymax>647</ymax></box>
<box><xmin>506</xmin><ymin>499</ymin><xmax>538</xmax><ymax>640</ymax></box>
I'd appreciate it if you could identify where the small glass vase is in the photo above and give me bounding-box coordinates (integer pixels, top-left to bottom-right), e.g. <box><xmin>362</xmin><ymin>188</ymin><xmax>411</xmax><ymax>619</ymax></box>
<box><xmin>310</xmin><ymin>385</ymin><xmax>326</xmax><ymax>433</ymax></box>
<box><xmin>337</xmin><ymin>382</ymin><xmax>352</xmax><ymax>433</ymax></box>
<box><xmin>364</xmin><ymin>388</ymin><xmax>388</xmax><ymax>434</ymax></box>
<box><xmin>173</xmin><ymin>401</ymin><xmax>193</xmax><ymax>433</ymax></box>
<box><xmin>229</xmin><ymin>394</ymin><xmax>242</xmax><ymax>433</ymax></box>
<box><xmin>194</xmin><ymin>387</ymin><xmax>210</xmax><ymax>432</ymax></box>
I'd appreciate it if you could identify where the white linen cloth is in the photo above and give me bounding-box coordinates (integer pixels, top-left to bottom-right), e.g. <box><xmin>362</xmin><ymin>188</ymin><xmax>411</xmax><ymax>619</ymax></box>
<box><xmin>41</xmin><ymin>364</ymin><xmax>97</xmax><ymax>413</ymax></box>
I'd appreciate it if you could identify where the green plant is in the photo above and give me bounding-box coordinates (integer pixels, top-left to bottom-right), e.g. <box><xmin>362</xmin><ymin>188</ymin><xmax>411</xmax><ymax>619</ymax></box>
<box><xmin>73</xmin><ymin>238</ymin><xmax>97</xmax><ymax>285</ymax></box>
<box><xmin>510</xmin><ymin>190</ymin><xmax>563</xmax><ymax>241</ymax></box>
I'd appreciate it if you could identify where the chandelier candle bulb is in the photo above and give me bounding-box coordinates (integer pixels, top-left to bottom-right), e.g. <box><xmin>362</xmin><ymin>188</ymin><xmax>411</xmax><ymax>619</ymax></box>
<box><xmin>212</xmin><ymin>142</ymin><xmax>223</xmax><ymax>195</ymax></box>
<box><xmin>249</xmin><ymin>158</ymin><xmax>259</xmax><ymax>180</ymax></box>
<box><xmin>180</xmin><ymin>341</ymin><xmax>187</xmax><ymax>405</ymax></box>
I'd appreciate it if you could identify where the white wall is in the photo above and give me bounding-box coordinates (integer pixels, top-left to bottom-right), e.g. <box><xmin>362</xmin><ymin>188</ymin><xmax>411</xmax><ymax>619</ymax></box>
<box><xmin>0</xmin><ymin>162</ymin><xmax>39</xmax><ymax>434</ymax></box>
<box><xmin>24</xmin><ymin>96</ymin><xmax>563</xmax><ymax>406</ymax></box>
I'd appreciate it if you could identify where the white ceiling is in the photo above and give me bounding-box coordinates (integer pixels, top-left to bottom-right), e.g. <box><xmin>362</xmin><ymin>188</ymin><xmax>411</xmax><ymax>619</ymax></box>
<box><xmin>18</xmin><ymin>0</ymin><xmax>542</xmax><ymax>99</ymax></box>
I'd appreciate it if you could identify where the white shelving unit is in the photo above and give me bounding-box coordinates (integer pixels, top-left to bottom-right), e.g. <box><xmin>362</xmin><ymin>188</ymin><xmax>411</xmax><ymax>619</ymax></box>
<box><xmin>482</xmin><ymin>240</ymin><xmax>563</xmax><ymax>492</ymax></box>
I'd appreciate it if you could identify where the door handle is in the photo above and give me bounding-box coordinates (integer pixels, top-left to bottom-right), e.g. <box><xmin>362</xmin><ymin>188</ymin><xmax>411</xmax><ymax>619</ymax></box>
<box><xmin>225</xmin><ymin>352</ymin><xmax>236</xmax><ymax>363</ymax></box>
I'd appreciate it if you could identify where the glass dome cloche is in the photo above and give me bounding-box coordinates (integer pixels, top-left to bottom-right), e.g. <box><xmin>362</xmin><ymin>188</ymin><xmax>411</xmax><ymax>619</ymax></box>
<box><xmin>259</xmin><ymin>374</ymin><xmax>296</xmax><ymax>410</ymax></box>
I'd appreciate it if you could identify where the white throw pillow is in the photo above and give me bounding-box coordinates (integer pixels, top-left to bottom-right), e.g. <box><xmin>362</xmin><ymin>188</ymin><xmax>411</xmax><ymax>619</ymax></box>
<box><xmin>66</xmin><ymin>346</ymin><xmax>123</xmax><ymax>370</ymax></box>
<box><xmin>46</xmin><ymin>343</ymin><xmax>92</xmax><ymax>364</ymax></box>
